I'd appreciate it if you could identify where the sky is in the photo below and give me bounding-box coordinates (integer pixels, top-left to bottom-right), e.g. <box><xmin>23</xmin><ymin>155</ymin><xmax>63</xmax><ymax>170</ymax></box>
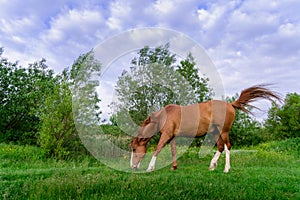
<box><xmin>1</xmin><ymin>0</ymin><xmax>300</xmax><ymax>120</ymax></box>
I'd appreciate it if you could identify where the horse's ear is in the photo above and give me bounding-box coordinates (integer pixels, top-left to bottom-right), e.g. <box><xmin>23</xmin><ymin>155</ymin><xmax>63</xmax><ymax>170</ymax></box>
<box><xmin>130</xmin><ymin>137</ymin><xmax>137</xmax><ymax>147</ymax></box>
<box><xmin>139</xmin><ymin>138</ymin><xmax>150</xmax><ymax>146</ymax></box>
<box><xmin>130</xmin><ymin>137</ymin><xmax>140</xmax><ymax>147</ymax></box>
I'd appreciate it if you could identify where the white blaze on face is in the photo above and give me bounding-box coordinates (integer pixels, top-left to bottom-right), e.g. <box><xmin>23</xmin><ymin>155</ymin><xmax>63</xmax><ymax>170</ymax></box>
<box><xmin>130</xmin><ymin>151</ymin><xmax>141</xmax><ymax>169</ymax></box>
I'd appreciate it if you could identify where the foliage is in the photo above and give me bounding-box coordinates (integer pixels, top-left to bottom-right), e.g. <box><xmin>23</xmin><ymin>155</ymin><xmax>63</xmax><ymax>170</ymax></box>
<box><xmin>71</xmin><ymin>51</ymin><xmax>102</xmax><ymax>128</ymax></box>
<box><xmin>100</xmin><ymin>124</ymin><xmax>127</xmax><ymax>137</ymax></box>
<box><xmin>264</xmin><ymin>93</ymin><xmax>300</xmax><ymax>140</ymax></box>
<box><xmin>257</xmin><ymin>137</ymin><xmax>300</xmax><ymax>158</ymax></box>
<box><xmin>38</xmin><ymin>51</ymin><xmax>101</xmax><ymax>158</ymax></box>
<box><xmin>38</xmin><ymin>72</ymin><xmax>83</xmax><ymax>158</ymax></box>
<box><xmin>112</xmin><ymin>44</ymin><xmax>212</xmax><ymax>127</ymax></box>
<box><xmin>0</xmin><ymin>49</ymin><xmax>56</xmax><ymax>145</ymax></box>
<box><xmin>99</xmin><ymin>124</ymin><xmax>132</xmax><ymax>151</ymax></box>
<box><xmin>176</xmin><ymin>53</ymin><xmax>213</xmax><ymax>102</ymax></box>
<box><xmin>226</xmin><ymin>95</ymin><xmax>264</xmax><ymax>146</ymax></box>
<box><xmin>114</xmin><ymin>44</ymin><xmax>180</xmax><ymax>125</ymax></box>
<box><xmin>0</xmin><ymin>143</ymin><xmax>46</xmax><ymax>162</ymax></box>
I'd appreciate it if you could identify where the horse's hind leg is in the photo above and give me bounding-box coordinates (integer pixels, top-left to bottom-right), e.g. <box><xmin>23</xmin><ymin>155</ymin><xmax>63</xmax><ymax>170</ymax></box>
<box><xmin>209</xmin><ymin>137</ymin><xmax>224</xmax><ymax>171</ymax></box>
<box><xmin>170</xmin><ymin>138</ymin><xmax>177</xmax><ymax>171</ymax></box>
<box><xmin>221</xmin><ymin>132</ymin><xmax>231</xmax><ymax>173</ymax></box>
<box><xmin>224</xmin><ymin>143</ymin><xmax>230</xmax><ymax>173</ymax></box>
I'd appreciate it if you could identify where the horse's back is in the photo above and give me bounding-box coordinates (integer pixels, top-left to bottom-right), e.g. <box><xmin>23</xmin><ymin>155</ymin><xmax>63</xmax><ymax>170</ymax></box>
<box><xmin>155</xmin><ymin>100</ymin><xmax>235</xmax><ymax>136</ymax></box>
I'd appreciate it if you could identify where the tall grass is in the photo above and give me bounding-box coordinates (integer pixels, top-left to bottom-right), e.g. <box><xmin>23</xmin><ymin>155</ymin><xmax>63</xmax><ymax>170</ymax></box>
<box><xmin>1</xmin><ymin>138</ymin><xmax>299</xmax><ymax>199</ymax></box>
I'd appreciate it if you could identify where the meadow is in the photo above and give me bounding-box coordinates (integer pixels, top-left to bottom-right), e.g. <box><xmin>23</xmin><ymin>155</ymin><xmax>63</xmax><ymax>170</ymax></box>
<box><xmin>1</xmin><ymin>138</ymin><xmax>299</xmax><ymax>200</ymax></box>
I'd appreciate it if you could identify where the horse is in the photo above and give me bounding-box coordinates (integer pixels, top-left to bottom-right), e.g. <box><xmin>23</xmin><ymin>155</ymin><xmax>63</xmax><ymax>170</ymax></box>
<box><xmin>130</xmin><ymin>85</ymin><xmax>281</xmax><ymax>173</ymax></box>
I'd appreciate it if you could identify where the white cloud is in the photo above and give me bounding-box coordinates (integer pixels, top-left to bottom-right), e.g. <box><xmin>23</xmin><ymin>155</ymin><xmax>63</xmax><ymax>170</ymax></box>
<box><xmin>0</xmin><ymin>0</ymin><xmax>299</xmax><ymax>107</ymax></box>
<box><xmin>196</xmin><ymin>0</ymin><xmax>300</xmax><ymax>98</ymax></box>
<box><xmin>41</xmin><ymin>9</ymin><xmax>104</xmax><ymax>43</ymax></box>
<box><xmin>107</xmin><ymin>1</ymin><xmax>131</xmax><ymax>30</ymax></box>
<box><xmin>0</xmin><ymin>1</ymin><xmax>110</xmax><ymax>70</ymax></box>
<box><xmin>197</xmin><ymin>5</ymin><xmax>226</xmax><ymax>30</ymax></box>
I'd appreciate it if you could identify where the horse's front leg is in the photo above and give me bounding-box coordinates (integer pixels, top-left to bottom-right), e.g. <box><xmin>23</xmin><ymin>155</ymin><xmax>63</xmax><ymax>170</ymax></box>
<box><xmin>146</xmin><ymin>133</ymin><xmax>173</xmax><ymax>172</ymax></box>
<box><xmin>170</xmin><ymin>138</ymin><xmax>177</xmax><ymax>170</ymax></box>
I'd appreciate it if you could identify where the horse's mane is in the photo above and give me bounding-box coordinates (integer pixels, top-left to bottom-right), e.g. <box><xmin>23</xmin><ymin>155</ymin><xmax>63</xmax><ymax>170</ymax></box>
<box><xmin>141</xmin><ymin>116</ymin><xmax>151</xmax><ymax>127</ymax></box>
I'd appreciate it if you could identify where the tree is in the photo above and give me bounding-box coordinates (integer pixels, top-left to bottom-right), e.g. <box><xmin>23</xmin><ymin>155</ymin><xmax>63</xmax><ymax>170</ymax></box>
<box><xmin>226</xmin><ymin>95</ymin><xmax>263</xmax><ymax>146</ymax></box>
<box><xmin>39</xmin><ymin>71</ymin><xmax>80</xmax><ymax>158</ymax></box>
<box><xmin>0</xmin><ymin>49</ymin><xmax>56</xmax><ymax>144</ymax></box>
<box><xmin>115</xmin><ymin>44</ymin><xmax>181</xmax><ymax>124</ymax></box>
<box><xmin>112</xmin><ymin>44</ymin><xmax>212</xmax><ymax>128</ymax></box>
<box><xmin>265</xmin><ymin>93</ymin><xmax>300</xmax><ymax>140</ymax></box>
<box><xmin>71</xmin><ymin>51</ymin><xmax>102</xmax><ymax>128</ymax></box>
<box><xmin>39</xmin><ymin>51</ymin><xmax>101</xmax><ymax>158</ymax></box>
<box><xmin>176</xmin><ymin>53</ymin><xmax>213</xmax><ymax>102</ymax></box>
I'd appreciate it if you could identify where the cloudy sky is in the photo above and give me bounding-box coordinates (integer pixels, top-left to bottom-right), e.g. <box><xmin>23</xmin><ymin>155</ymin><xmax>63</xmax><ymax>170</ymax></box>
<box><xmin>1</xmin><ymin>0</ymin><xmax>300</xmax><ymax>119</ymax></box>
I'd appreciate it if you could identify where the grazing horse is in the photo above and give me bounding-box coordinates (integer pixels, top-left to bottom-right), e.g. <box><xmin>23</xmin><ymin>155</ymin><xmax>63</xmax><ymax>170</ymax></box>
<box><xmin>130</xmin><ymin>85</ymin><xmax>281</xmax><ymax>172</ymax></box>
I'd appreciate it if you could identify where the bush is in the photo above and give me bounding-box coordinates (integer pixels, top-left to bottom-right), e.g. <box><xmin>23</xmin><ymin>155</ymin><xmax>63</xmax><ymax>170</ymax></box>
<box><xmin>0</xmin><ymin>143</ymin><xmax>46</xmax><ymax>161</ymax></box>
<box><xmin>39</xmin><ymin>80</ymin><xmax>86</xmax><ymax>159</ymax></box>
<box><xmin>265</xmin><ymin>93</ymin><xmax>300</xmax><ymax>140</ymax></box>
<box><xmin>257</xmin><ymin>137</ymin><xmax>300</xmax><ymax>158</ymax></box>
<box><xmin>0</xmin><ymin>53</ymin><xmax>56</xmax><ymax>145</ymax></box>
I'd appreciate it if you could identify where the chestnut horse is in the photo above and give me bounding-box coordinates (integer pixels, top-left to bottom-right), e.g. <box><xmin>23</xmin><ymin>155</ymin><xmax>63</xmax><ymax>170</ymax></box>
<box><xmin>130</xmin><ymin>85</ymin><xmax>281</xmax><ymax>172</ymax></box>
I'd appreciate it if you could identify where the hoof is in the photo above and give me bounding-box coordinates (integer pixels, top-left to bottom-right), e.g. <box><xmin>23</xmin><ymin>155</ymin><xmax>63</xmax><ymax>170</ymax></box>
<box><xmin>170</xmin><ymin>166</ymin><xmax>177</xmax><ymax>171</ymax></box>
<box><xmin>146</xmin><ymin>167</ymin><xmax>154</xmax><ymax>172</ymax></box>
<box><xmin>209</xmin><ymin>163</ymin><xmax>217</xmax><ymax>171</ymax></box>
<box><xmin>223</xmin><ymin>169</ymin><xmax>230</xmax><ymax>173</ymax></box>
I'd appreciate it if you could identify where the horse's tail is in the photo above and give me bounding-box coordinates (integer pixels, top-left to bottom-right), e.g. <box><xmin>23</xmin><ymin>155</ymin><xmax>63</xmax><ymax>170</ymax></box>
<box><xmin>231</xmin><ymin>84</ymin><xmax>282</xmax><ymax>114</ymax></box>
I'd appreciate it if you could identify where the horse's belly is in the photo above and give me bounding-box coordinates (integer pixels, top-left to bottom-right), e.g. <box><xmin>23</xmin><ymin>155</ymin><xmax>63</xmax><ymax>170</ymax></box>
<box><xmin>176</xmin><ymin>122</ymin><xmax>208</xmax><ymax>137</ymax></box>
<box><xmin>175</xmin><ymin>116</ymin><xmax>209</xmax><ymax>137</ymax></box>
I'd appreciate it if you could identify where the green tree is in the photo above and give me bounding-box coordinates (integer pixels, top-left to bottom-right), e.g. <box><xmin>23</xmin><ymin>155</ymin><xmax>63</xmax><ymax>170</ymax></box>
<box><xmin>120</xmin><ymin>44</ymin><xmax>179</xmax><ymax>123</ymax></box>
<box><xmin>176</xmin><ymin>53</ymin><xmax>213</xmax><ymax>102</ymax></box>
<box><xmin>265</xmin><ymin>93</ymin><xmax>300</xmax><ymax>140</ymax></box>
<box><xmin>0</xmin><ymin>49</ymin><xmax>56</xmax><ymax>144</ymax></box>
<box><xmin>39</xmin><ymin>51</ymin><xmax>101</xmax><ymax>158</ymax></box>
<box><xmin>226</xmin><ymin>95</ymin><xmax>263</xmax><ymax>146</ymax></box>
<box><xmin>112</xmin><ymin>44</ymin><xmax>212</xmax><ymax>127</ymax></box>
<box><xmin>39</xmin><ymin>71</ymin><xmax>81</xmax><ymax>158</ymax></box>
<box><xmin>71</xmin><ymin>51</ymin><xmax>102</xmax><ymax>128</ymax></box>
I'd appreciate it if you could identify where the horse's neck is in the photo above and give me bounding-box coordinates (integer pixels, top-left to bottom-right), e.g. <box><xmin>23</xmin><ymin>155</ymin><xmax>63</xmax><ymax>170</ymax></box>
<box><xmin>137</xmin><ymin>123</ymin><xmax>158</xmax><ymax>145</ymax></box>
<box><xmin>140</xmin><ymin>122</ymin><xmax>158</xmax><ymax>139</ymax></box>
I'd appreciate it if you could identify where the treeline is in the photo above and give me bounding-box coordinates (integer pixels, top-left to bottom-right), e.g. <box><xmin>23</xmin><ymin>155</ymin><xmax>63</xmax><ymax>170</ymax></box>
<box><xmin>0</xmin><ymin>46</ymin><xmax>299</xmax><ymax>159</ymax></box>
<box><xmin>0</xmin><ymin>49</ymin><xmax>101</xmax><ymax>158</ymax></box>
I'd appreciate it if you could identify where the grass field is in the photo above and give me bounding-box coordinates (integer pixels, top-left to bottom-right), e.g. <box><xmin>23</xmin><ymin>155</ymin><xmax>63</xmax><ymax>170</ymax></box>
<box><xmin>1</xmin><ymin>138</ymin><xmax>299</xmax><ymax>199</ymax></box>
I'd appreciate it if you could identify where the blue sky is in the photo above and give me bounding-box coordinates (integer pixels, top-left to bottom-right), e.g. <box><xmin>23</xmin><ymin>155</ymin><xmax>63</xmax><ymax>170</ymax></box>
<box><xmin>1</xmin><ymin>0</ymin><xmax>300</xmax><ymax>118</ymax></box>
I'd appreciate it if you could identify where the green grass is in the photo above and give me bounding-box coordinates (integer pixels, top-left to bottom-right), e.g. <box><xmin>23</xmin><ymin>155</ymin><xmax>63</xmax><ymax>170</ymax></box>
<box><xmin>1</xmin><ymin>139</ymin><xmax>300</xmax><ymax>200</ymax></box>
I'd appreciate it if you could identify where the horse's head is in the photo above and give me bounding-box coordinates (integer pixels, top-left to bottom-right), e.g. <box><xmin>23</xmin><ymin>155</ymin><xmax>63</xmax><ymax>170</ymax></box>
<box><xmin>130</xmin><ymin>118</ymin><xmax>157</xmax><ymax>170</ymax></box>
<box><xmin>130</xmin><ymin>136</ymin><xmax>147</xmax><ymax>170</ymax></box>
